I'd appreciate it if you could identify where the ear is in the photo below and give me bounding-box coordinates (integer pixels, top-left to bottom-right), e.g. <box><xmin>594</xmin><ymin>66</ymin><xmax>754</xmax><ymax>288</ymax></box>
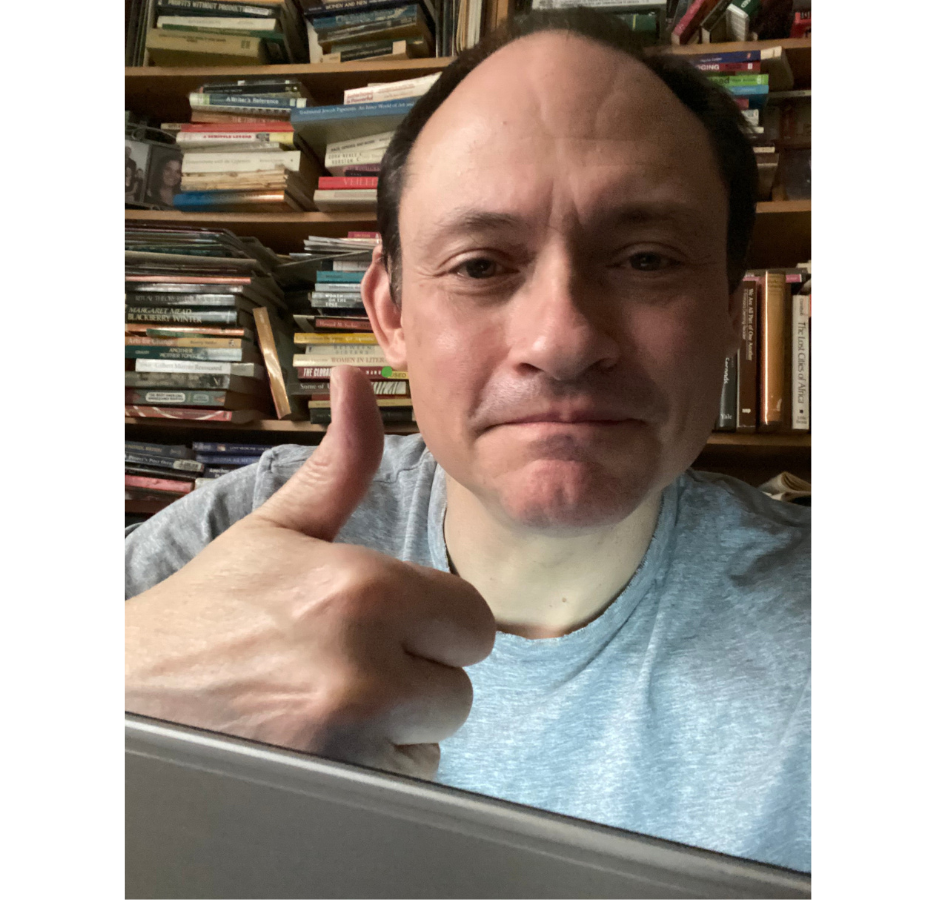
<box><xmin>725</xmin><ymin>282</ymin><xmax>744</xmax><ymax>355</ymax></box>
<box><xmin>362</xmin><ymin>244</ymin><xmax>407</xmax><ymax>371</ymax></box>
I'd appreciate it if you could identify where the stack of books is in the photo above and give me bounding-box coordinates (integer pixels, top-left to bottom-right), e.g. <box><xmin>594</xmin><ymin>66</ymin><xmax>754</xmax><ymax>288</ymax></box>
<box><xmin>669</xmin><ymin>0</ymin><xmax>807</xmax><ymax>44</ymax></box>
<box><xmin>127</xmin><ymin>0</ymin><xmax>309</xmax><ymax>67</ymax></box>
<box><xmin>289</xmin><ymin>73</ymin><xmax>438</xmax><ymax>212</ymax></box>
<box><xmin>530</xmin><ymin>0</ymin><xmax>668</xmax><ymax>47</ymax></box>
<box><xmin>305</xmin><ymin>2</ymin><xmax>438</xmax><ymax>62</ymax></box>
<box><xmin>684</xmin><ymin>46</ymin><xmax>803</xmax><ymax>201</ymax></box>
<box><xmin>283</xmin><ymin>233</ymin><xmax>414</xmax><ymax>428</ymax></box>
<box><xmin>714</xmin><ymin>263</ymin><xmax>810</xmax><ymax>434</ymax></box>
<box><xmin>164</xmin><ymin>78</ymin><xmax>321</xmax><ymax>212</ymax></box>
<box><xmin>191</xmin><ymin>442</ymin><xmax>272</xmax><ymax>479</ymax></box>
<box><xmin>125</xmin><ymin>224</ymin><xmax>287</xmax><ymax>424</ymax></box>
<box><xmin>125</xmin><ymin>440</ymin><xmax>201</xmax><ymax>511</ymax></box>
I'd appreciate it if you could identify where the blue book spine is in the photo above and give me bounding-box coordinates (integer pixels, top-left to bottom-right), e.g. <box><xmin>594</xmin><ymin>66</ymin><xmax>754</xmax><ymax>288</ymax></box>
<box><xmin>195</xmin><ymin>454</ymin><xmax>265</xmax><ymax>466</ymax></box>
<box><xmin>312</xmin><ymin>6</ymin><xmax>418</xmax><ymax>31</ymax></box>
<box><xmin>291</xmin><ymin>97</ymin><xmax>416</xmax><ymax>124</ymax></box>
<box><xmin>724</xmin><ymin>84</ymin><xmax>769</xmax><ymax>97</ymax></box>
<box><xmin>689</xmin><ymin>50</ymin><xmax>760</xmax><ymax>65</ymax></box>
<box><xmin>195</xmin><ymin>94</ymin><xmax>306</xmax><ymax>110</ymax></box>
<box><xmin>173</xmin><ymin>191</ymin><xmax>267</xmax><ymax>210</ymax></box>
<box><xmin>306</xmin><ymin>0</ymin><xmax>436</xmax><ymax>28</ymax></box>
<box><xmin>125</xmin><ymin>441</ymin><xmax>194</xmax><ymax>460</ymax></box>
<box><xmin>315</xmin><ymin>271</ymin><xmax>366</xmax><ymax>283</ymax></box>
<box><xmin>192</xmin><ymin>442</ymin><xmax>272</xmax><ymax>454</ymax></box>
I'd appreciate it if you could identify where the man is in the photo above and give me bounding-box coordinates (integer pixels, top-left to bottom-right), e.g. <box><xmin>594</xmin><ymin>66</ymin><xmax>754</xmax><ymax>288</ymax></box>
<box><xmin>125</xmin><ymin>10</ymin><xmax>810</xmax><ymax>873</ymax></box>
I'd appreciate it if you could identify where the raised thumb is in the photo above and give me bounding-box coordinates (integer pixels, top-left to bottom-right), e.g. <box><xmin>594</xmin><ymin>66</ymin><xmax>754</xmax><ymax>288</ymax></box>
<box><xmin>252</xmin><ymin>365</ymin><xmax>385</xmax><ymax>540</ymax></box>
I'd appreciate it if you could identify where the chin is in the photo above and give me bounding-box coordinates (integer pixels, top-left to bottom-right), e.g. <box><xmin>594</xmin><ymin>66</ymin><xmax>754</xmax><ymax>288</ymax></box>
<box><xmin>491</xmin><ymin>459</ymin><xmax>659</xmax><ymax>534</ymax></box>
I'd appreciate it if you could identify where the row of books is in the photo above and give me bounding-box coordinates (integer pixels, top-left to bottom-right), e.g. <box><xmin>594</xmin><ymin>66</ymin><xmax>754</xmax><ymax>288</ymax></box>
<box><xmin>681</xmin><ymin>44</ymin><xmax>809</xmax><ymax>201</ymax></box>
<box><xmin>153</xmin><ymin>71</ymin><xmax>439</xmax><ymax>213</ymax></box>
<box><xmin>715</xmin><ymin>265</ymin><xmax>811</xmax><ymax>433</ymax></box>
<box><xmin>525</xmin><ymin>0</ymin><xmax>809</xmax><ymax>47</ymax></box>
<box><xmin>125</xmin><ymin>439</ymin><xmax>273</xmax><ymax>510</ymax></box>
<box><xmin>284</xmin><ymin>233</ymin><xmax>416</xmax><ymax>426</ymax></box>
<box><xmin>125</xmin><ymin>225</ymin><xmax>291</xmax><ymax>423</ymax></box>
<box><xmin>126</xmin><ymin>0</ymin><xmax>310</xmax><ymax>66</ymax></box>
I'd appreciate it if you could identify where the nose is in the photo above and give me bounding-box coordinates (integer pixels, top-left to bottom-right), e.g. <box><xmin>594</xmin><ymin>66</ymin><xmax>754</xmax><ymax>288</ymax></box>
<box><xmin>506</xmin><ymin>248</ymin><xmax>623</xmax><ymax>382</ymax></box>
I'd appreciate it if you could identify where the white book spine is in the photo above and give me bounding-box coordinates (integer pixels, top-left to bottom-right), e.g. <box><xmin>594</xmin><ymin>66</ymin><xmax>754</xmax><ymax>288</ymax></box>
<box><xmin>157</xmin><ymin>16</ymin><xmax>278</xmax><ymax>30</ymax></box>
<box><xmin>343</xmin><ymin>73</ymin><xmax>440</xmax><ymax>106</ymax></box>
<box><xmin>324</xmin><ymin>130</ymin><xmax>396</xmax><ymax>154</ymax></box>
<box><xmin>323</xmin><ymin>148</ymin><xmax>388</xmax><ymax>171</ymax></box>
<box><xmin>182</xmin><ymin>151</ymin><xmax>300</xmax><ymax>173</ymax></box>
<box><xmin>293</xmin><ymin>354</ymin><xmax>388</xmax><ymax>367</ymax></box>
<box><xmin>176</xmin><ymin>134</ymin><xmax>291</xmax><ymax>149</ymax></box>
<box><xmin>332</xmin><ymin>260</ymin><xmax>370</xmax><ymax>272</ymax></box>
<box><xmin>136</xmin><ymin>359</ymin><xmax>234</xmax><ymax>375</ymax></box>
<box><xmin>791</xmin><ymin>294</ymin><xmax>810</xmax><ymax>431</ymax></box>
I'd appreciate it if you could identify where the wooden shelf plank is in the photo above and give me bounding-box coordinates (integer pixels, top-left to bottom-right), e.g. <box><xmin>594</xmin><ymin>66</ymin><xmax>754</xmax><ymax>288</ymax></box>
<box><xmin>126</xmin><ymin>59</ymin><xmax>453</xmax><ymax>120</ymax></box>
<box><xmin>126</xmin><ymin>499</ymin><xmax>175</xmax><ymax>515</ymax></box>
<box><xmin>126</xmin><ymin>201</ymin><xmax>810</xmax><ymax>258</ymax></box>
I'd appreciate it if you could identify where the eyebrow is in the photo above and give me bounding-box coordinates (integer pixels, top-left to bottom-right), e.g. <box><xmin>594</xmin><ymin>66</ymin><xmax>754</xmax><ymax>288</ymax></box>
<box><xmin>429</xmin><ymin>201</ymin><xmax>709</xmax><ymax>242</ymax></box>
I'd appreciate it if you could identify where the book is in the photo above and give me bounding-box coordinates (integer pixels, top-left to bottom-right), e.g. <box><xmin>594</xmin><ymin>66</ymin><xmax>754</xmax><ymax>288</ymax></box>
<box><xmin>699</xmin><ymin>0</ymin><xmax>731</xmax><ymax>42</ymax></box>
<box><xmin>189</xmin><ymin>93</ymin><xmax>308</xmax><ymax>117</ymax></box>
<box><xmin>292</xmin><ymin>342</ymin><xmax>388</xmax><ymax>359</ymax></box>
<box><xmin>252</xmin><ymin>305</ymin><xmax>302</xmax><ymax>419</ymax></box>
<box><xmin>156</xmin><ymin>15</ymin><xmax>280</xmax><ymax>30</ymax></box>
<box><xmin>125</xmin><ymin>336</ymin><xmax>250</xmax><ymax>348</ymax></box>
<box><xmin>125</xmin><ymin>324</ymin><xmax>252</xmax><ymax>337</ymax></box>
<box><xmin>313</xmin><ymin>7</ymin><xmax>433</xmax><ymax>51</ymax></box>
<box><xmin>308</xmin><ymin>397</ymin><xmax>412</xmax><ymax>409</ymax></box>
<box><xmin>323</xmin><ymin>35</ymin><xmax>431</xmax><ymax>62</ymax></box>
<box><xmin>127</xmin><ymin>308</ymin><xmax>257</xmax><ymax>327</ymax></box>
<box><xmin>343</xmin><ymin>72</ymin><xmax>439</xmax><ymax>106</ymax></box>
<box><xmin>294</xmin><ymin>379</ymin><xmax>409</xmax><ymax>397</ymax></box>
<box><xmin>195</xmin><ymin>453</ymin><xmax>265</xmax><ymax>465</ymax></box>
<box><xmin>736</xmin><ymin>278</ymin><xmax>758</xmax><ymax>433</ymax></box>
<box><xmin>315</xmin><ymin>271</ymin><xmax>366</xmax><ymax>284</ymax></box>
<box><xmin>317</xmin><ymin>176</ymin><xmax>379</xmax><ymax>189</ymax></box>
<box><xmin>291</xmin><ymin>99</ymin><xmax>417</xmax><ymax>160</ymax></box>
<box><xmin>145</xmin><ymin>29</ymin><xmax>269</xmax><ymax>65</ymax></box>
<box><xmin>304</xmin><ymin>0</ymin><xmax>438</xmax><ymax>28</ymax></box>
<box><xmin>791</xmin><ymin>293</ymin><xmax>810</xmax><ymax>431</ymax></box>
<box><xmin>307</xmin><ymin>316</ymin><xmax>373</xmax><ymax>331</ymax></box>
<box><xmin>125</xmin><ymin>405</ymin><xmax>264</xmax><ymax>423</ymax></box>
<box><xmin>758</xmin><ymin>271</ymin><xmax>788</xmax><ymax>431</ymax></box>
<box><xmin>191</xmin><ymin>441</ymin><xmax>272</xmax><ymax>453</ymax></box>
<box><xmin>296</xmin><ymin>365</ymin><xmax>407</xmax><ymax>380</ymax></box>
<box><xmin>126</xmin><ymin>388</ymin><xmax>264</xmax><ymax>409</ymax></box>
<box><xmin>715</xmin><ymin>352</ymin><xmax>738</xmax><ymax>431</ymax></box>
<box><xmin>294</xmin><ymin>332</ymin><xmax>377</xmax><ymax>344</ymax></box>
<box><xmin>181</xmin><ymin>149</ymin><xmax>302</xmax><ymax>172</ymax></box>
<box><xmin>126</xmin><ymin>346</ymin><xmax>261</xmax><ymax>362</ymax></box>
<box><xmin>155</xmin><ymin>0</ymin><xmax>283</xmax><ymax>17</ymax></box>
<box><xmin>671</xmin><ymin>0</ymin><xmax>720</xmax><ymax>45</ymax></box>
<box><xmin>133</xmin><ymin>359</ymin><xmax>265</xmax><ymax>377</ymax></box>
<box><xmin>125</xmin><ymin>473</ymin><xmax>194</xmax><ymax>495</ymax></box>
<box><xmin>313</xmin><ymin>188</ymin><xmax>377</xmax><ymax>211</ymax></box>
<box><xmin>706</xmin><ymin>74</ymin><xmax>769</xmax><ymax>87</ymax></box>
<box><xmin>126</xmin><ymin>371</ymin><xmax>263</xmax><ymax>392</ymax></box>
<box><xmin>125</xmin><ymin>451</ymin><xmax>205</xmax><ymax>473</ymax></box>
<box><xmin>124</xmin><ymin>440</ymin><xmax>196</xmax><ymax>460</ymax></box>
<box><xmin>173</xmin><ymin>189</ymin><xmax>306</xmax><ymax>212</ymax></box>
<box><xmin>309</xmin><ymin>407</ymin><xmax>415</xmax><ymax>425</ymax></box>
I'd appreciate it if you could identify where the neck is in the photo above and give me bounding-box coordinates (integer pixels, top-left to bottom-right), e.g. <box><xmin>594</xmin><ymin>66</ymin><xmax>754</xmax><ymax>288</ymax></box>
<box><xmin>443</xmin><ymin>477</ymin><xmax>662</xmax><ymax>639</ymax></box>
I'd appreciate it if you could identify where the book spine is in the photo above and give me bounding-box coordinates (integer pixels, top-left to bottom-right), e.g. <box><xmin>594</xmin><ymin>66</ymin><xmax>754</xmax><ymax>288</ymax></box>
<box><xmin>126</xmin><ymin>389</ymin><xmax>236</xmax><ymax>407</ymax></box>
<box><xmin>192</xmin><ymin>442</ymin><xmax>271</xmax><ymax>454</ymax></box>
<box><xmin>125</xmin><ymin>337</ymin><xmax>245</xmax><ymax>348</ymax></box>
<box><xmin>125</xmin><ymin>294</ymin><xmax>242</xmax><ymax>307</ymax></box>
<box><xmin>307</xmin><ymin>294</ymin><xmax>364</xmax><ymax>307</ymax></box>
<box><xmin>294</xmin><ymin>332</ymin><xmax>377</xmax><ymax>344</ymax></box>
<box><xmin>671</xmin><ymin>0</ymin><xmax>718</xmax><ymax>44</ymax></box>
<box><xmin>125</xmin><ymin>405</ymin><xmax>238</xmax><ymax>421</ymax></box>
<box><xmin>125</xmin><ymin>452</ymin><xmax>205</xmax><ymax>472</ymax></box>
<box><xmin>312</xmin><ymin>7</ymin><xmax>418</xmax><ymax>32</ymax></box>
<box><xmin>314</xmin><ymin>317</ymin><xmax>373</xmax><ymax>331</ymax></box>
<box><xmin>691</xmin><ymin>61</ymin><xmax>760</xmax><ymax>73</ymax></box>
<box><xmin>296</xmin><ymin>365</ymin><xmax>407</xmax><ymax>380</ymax></box>
<box><xmin>293</xmin><ymin>354</ymin><xmax>388</xmax><ymax>367</ymax></box>
<box><xmin>686</xmin><ymin>49</ymin><xmax>760</xmax><ymax>65</ymax></box>
<box><xmin>791</xmin><ymin>293</ymin><xmax>810</xmax><ymax>431</ymax></box>
<box><xmin>134</xmin><ymin>359</ymin><xmax>237</xmax><ymax>374</ymax></box>
<box><xmin>706</xmin><ymin>73</ymin><xmax>769</xmax><ymax>86</ymax></box>
<box><xmin>124</xmin><ymin>441</ymin><xmax>195</xmax><ymax>460</ymax></box>
<box><xmin>290</xmin><ymin>97</ymin><xmax>416</xmax><ymax>123</ymax></box>
<box><xmin>317</xmin><ymin>176</ymin><xmax>379</xmax><ymax>189</ymax></box>
<box><xmin>125</xmin><ymin>473</ymin><xmax>194</xmax><ymax>494</ymax></box>
<box><xmin>307</xmin><ymin>397</ymin><xmax>412</xmax><ymax>408</ymax></box>
<box><xmin>195</xmin><ymin>454</ymin><xmax>264</xmax><ymax>466</ymax></box>
<box><xmin>305</xmin><ymin>0</ymin><xmax>437</xmax><ymax>28</ymax></box>
<box><xmin>125</xmin><ymin>372</ymin><xmax>240</xmax><ymax>389</ymax></box>
<box><xmin>191</xmin><ymin>94</ymin><xmax>306</xmax><ymax>110</ymax></box>
<box><xmin>715</xmin><ymin>352</ymin><xmax>738</xmax><ymax>431</ymax></box>
<box><xmin>735</xmin><ymin>279</ymin><xmax>758</xmax><ymax>433</ymax></box>
<box><xmin>758</xmin><ymin>272</ymin><xmax>788</xmax><ymax>431</ymax></box>
<box><xmin>315</xmin><ymin>271</ymin><xmax>365</xmax><ymax>283</ymax></box>
<box><xmin>156</xmin><ymin>1</ymin><xmax>277</xmax><ymax>17</ymax></box>
<box><xmin>126</xmin><ymin>347</ymin><xmax>253</xmax><ymax>361</ymax></box>
<box><xmin>251</xmin><ymin>306</ymin><xmax>293</xmax><ymax>419</ymax></box>
<box><xmin>127</xmin><ymin>309</ymin><xmax>241</xmax><ymax>325</ymax></box>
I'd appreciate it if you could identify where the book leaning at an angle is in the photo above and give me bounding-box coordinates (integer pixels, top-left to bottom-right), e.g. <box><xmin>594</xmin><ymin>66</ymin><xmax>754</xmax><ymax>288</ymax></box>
<box><xmin>343</xmin><ymin>73</ymin><xmax>439</xmax><ymax>106</ymax></box>
<box><xmin>252</xmin><ymin>306</ymin><xmax>304</xmax><ymax>419</ymax></box>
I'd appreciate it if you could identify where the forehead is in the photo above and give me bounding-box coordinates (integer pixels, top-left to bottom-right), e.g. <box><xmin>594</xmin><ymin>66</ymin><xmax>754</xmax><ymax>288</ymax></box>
<box><xmin>402</xmin><ymin>32</ymin><xmax>726</xmax><ymax>241</ymax></box>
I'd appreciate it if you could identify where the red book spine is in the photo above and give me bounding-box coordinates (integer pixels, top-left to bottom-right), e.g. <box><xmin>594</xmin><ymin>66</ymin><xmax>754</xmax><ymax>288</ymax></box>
<box><xmin>346</xmin><ymin>231</ymin><xmax>378</xmax><ymax>239</ymax></box>
<box><xmin>318</xmin><ymin>177</ymin><xmax>380</xmax><ymax>189</ymax></box>
<box><xmin>671</xmin><ymin>0</ymin><xmax>719</xmax><ymax>44</ymax></box>
<box><xmin>694</xmin><ymin>62</ymin><xmax>761</xmax><ymax>73</ymax></box>
<box><xmin>314</xmin><ymin>317</ymin><xmax>374</xmax><ymax>331</ymax></box>
<box><xmin>125</xmin><ymin>405</ymin><xmax>235</xmax><ymax>421</ymax></box>
<box><xmin>125</xmin><ymin>474</ymin><xmax>193</xmax><ymax>494</ymax></box>
<box><xmin>733</xmin><ymin>97</ymin><xmax>750</xmax><ymax>109</ymax></box>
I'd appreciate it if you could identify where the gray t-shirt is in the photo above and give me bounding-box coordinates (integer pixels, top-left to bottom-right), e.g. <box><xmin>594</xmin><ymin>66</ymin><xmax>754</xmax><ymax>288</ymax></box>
<box><xmin>126</xmin><ymin>434</ymin><xmax>811</xmax><ymax>873</ymax></box>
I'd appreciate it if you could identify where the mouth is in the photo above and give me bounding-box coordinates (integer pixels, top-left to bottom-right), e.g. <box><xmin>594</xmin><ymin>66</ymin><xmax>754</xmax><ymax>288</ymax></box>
<box><xmin>500</xmin><ymin>412</ymin><xmax>642</xmax><ymax>427</ymax></box>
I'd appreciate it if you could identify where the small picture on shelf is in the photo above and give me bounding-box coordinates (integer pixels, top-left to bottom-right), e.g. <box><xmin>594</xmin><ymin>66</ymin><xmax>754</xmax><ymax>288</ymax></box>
<box><xmin>125</xmin><ymin>141</ymin><xmax>150</xmax><ymax>205</ymax></box>
<box><xmin>144</xmin><ymin>144</ymin><xmax>183</xmax><ymax>210</ymax></box>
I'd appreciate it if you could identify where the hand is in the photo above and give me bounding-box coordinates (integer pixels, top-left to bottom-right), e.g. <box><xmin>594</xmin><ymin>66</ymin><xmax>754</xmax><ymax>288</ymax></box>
<box><xmin>125</xmin><ymin>366</ymin><xmax>496</xmax><ymax>779</ymax></box>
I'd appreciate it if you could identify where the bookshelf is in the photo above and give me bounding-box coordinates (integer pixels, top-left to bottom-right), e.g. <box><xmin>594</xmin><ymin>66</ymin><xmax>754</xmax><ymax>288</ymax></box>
<box><xmin>125</xmin><ymin>32</ymin><xmax>812</xmax><ymax>494</ymax></box>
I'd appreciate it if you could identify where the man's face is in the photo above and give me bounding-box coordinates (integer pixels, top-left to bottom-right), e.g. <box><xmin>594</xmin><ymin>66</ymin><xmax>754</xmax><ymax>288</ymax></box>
<box><xmin>379</xmin><ymin>33</ymin><xmax>741</xmax><ymax>534</ymax></box>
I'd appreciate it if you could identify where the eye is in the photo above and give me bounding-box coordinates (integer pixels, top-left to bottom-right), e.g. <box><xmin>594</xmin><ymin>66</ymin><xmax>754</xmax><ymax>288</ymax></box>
<box><xmin>454</xmin><ymin>257</ymin><xmax>505</xmax><ymax>279</ymax></box>
<box><xmin>626</xmin><ymin>251</ymin><xmax>678</xmax><ymax>272</ymax></box>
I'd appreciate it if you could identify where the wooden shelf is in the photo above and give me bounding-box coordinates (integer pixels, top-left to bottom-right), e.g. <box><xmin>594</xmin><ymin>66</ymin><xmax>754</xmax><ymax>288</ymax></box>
<box><xmin>127</xmin><ymin>201</ymin><xmax>810</xmax><ymax>259</ymax></box>
<box><xmin>126</xmin><ymin>499</ymin><xmax>175</xmax><ymax>515</ymax></box>
<box><xmin>126</xmin><ymin>58</ymin><xmax>453</xmax><ymax>121</ymax></box>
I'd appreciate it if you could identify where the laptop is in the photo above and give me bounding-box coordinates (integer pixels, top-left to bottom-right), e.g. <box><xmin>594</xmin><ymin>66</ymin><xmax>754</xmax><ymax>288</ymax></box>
<box><xmin>126</xmin><ymin>713</ymin><xmax>811</xmax><ymax>899</ymax></box>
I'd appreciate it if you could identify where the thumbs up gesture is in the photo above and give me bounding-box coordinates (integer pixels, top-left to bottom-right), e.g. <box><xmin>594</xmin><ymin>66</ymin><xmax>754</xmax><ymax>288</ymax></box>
<box><xmin>125</xmin><ymin>366</ymin><xmax>496</xmax><ymax>779</ymax></box>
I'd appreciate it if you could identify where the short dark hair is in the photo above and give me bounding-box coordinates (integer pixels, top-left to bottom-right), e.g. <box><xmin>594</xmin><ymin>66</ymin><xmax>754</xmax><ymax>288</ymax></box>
<box><xmin>377</xmin><ymin>9</ymin><xmax>758</xmax><ymax>299</ymax></box>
